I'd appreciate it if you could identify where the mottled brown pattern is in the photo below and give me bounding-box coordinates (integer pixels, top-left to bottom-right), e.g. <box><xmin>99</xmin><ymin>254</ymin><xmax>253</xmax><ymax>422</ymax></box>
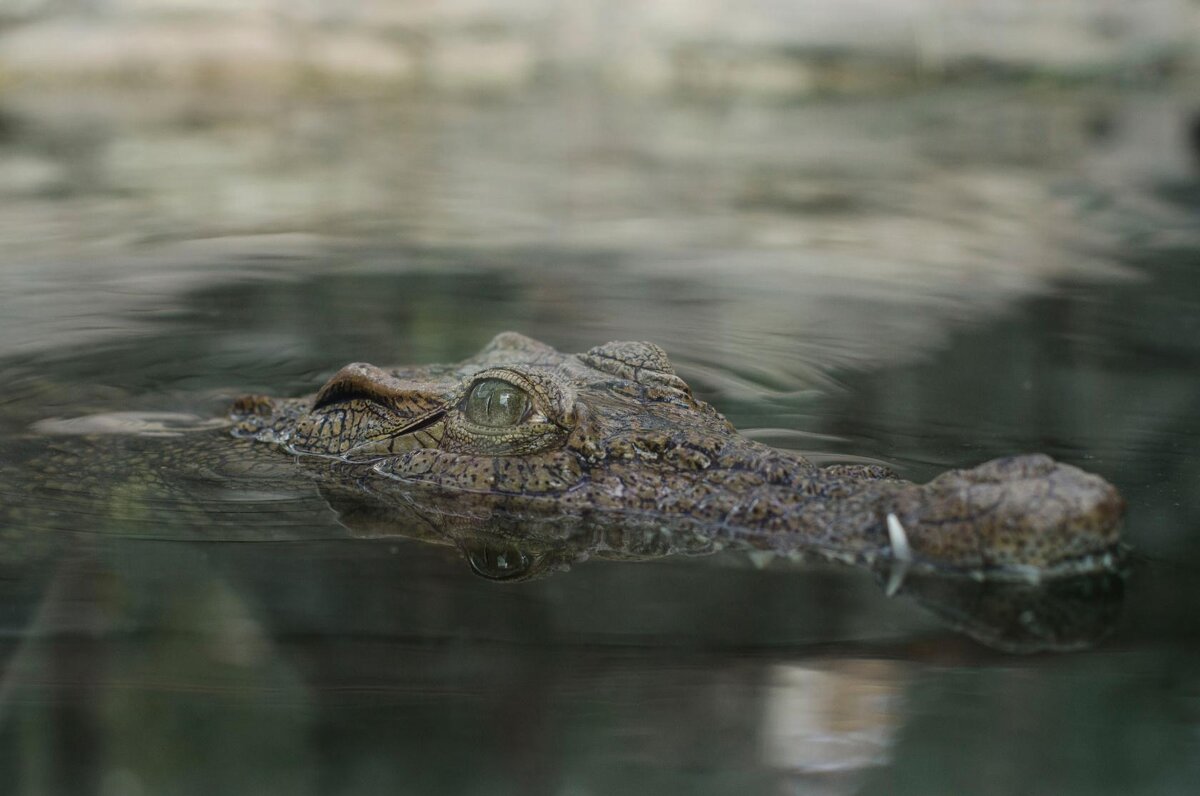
<box><xmin>233</xmin><ymin>333</ymin><xmax>1125</xmax><ymax>578</ymax></box>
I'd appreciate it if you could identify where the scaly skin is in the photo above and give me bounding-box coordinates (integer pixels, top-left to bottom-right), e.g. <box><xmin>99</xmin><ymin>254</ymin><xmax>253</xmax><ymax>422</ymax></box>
<box><xmin>232</xmin><ymin>332</ymin><xmax>1125</xmax><ymax>579</ymax></box>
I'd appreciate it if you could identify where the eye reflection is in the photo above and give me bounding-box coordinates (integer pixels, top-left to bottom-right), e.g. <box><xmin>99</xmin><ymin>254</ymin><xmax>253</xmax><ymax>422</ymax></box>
<box><xmin>464</xmin><ymin>379</ymin><xmax>531</xmax><ymax>428</ymax></box>
<box><xmin>463</xmin><ymin>543</ymin><xmax>536</xmax><ymax>581</ymax></box>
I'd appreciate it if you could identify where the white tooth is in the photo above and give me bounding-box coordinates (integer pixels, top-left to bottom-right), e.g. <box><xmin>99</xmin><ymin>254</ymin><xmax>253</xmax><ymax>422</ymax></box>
<box><xmin>747</xmin><ymin>550</ymin><xmax>775</xmax><ymax>570</ymax></box>
<box><xmin>885</xmin><ymin>568</ymin><xmax>907</xmax><ymax>597</ymax></box>
<box><xmin>887</xmin><ymin>513</ymin><xmax>912</xmax><ymax>562</ymax></box>
<box><xmin>884</xmin><ymin>513</ymin><xmax>912</xmax><ymax>597</ymax></box>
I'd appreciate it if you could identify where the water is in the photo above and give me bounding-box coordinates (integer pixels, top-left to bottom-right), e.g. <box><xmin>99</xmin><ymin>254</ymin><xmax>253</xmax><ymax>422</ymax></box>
<box><xmin>1</xmin><ymin>86</ymin><xmax>1199</xmax><ymax>794</ymax></box>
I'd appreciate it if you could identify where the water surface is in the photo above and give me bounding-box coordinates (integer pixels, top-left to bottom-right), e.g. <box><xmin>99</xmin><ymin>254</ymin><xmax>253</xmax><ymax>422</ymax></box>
<box><xmin>1</xmin><ymin>86</ymin><xmax>1199</xmax><ymax>795</ymax></box>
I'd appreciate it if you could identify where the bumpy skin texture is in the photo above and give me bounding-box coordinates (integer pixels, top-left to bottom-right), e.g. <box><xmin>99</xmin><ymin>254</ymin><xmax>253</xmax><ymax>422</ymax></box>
<box><xmin>232</xmin><ymin>333</ymin><xmax>1125</xmax><ymax>578</ymax></box>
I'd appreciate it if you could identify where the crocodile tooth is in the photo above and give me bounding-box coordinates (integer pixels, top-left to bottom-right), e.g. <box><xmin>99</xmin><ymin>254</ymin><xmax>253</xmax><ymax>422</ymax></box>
<box><xmin>886</xmin><ymin>513</ymin><xmax>912</xmax><ymax>562</ymax></box>
<box><xmin>884</xmin><ymin>513</ymin><xmax>912</xmax><ymax>597</ymax></box>
<box><xmin>746</xmin><ymin>550</ymin><xmax>774</xmax><ymax>570</ymax></box>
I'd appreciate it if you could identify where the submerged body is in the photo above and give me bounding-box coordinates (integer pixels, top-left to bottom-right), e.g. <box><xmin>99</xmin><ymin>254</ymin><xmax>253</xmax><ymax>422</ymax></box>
<box><xmin>233</xmin><ymin>333</ymin><xmax>1124</xmax><ymax>579</ymax></box>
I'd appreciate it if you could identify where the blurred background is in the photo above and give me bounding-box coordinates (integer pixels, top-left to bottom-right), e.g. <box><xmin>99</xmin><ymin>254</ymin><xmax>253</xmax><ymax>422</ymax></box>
<box><xmin>2</xmin><ymin>2</ymin><xmax>1200</xmax><ymax>795</ymax></box>
<box><xmin>1</xmin><ymin>0</ymin><xmax>1198</xmax><ymax>368</ymax></box>
<box><xmin>2</xmin><ymin>1</ymin><xmax>1198</xmax><ymax>90</ymax></box>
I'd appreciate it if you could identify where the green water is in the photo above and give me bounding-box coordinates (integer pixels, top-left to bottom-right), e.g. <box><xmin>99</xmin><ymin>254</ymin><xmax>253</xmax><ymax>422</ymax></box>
<box><xmin>0</xmin><ymin>87</ymin><xmax>1198</xmax><ymax>794</ymax></box>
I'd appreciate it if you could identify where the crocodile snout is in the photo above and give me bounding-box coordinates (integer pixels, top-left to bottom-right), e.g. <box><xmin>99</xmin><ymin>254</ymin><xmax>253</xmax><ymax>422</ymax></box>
<box><xmin>893</xmin><ymin>454</ymin><xmax>1125</xmax><ymax>575</ymax></box>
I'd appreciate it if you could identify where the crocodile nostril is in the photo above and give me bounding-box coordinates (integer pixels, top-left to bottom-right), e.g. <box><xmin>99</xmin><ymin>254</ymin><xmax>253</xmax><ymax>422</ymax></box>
<box><xmin>983</xmin><ymin>453</ymin><xmax>1058</xmax><ymax>481</ymax></box>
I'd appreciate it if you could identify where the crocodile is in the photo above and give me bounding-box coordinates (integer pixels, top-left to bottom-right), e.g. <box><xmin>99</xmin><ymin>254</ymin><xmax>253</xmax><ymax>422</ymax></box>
<box><xmin>0</xmin><ymin>331</ymin><xmax>1127</xmax><ymax>652</ymax></box>
<box><xmin>231</xmin><ymin>332</ymin><xmax>1126</xmax><ymax>582</ymax></box>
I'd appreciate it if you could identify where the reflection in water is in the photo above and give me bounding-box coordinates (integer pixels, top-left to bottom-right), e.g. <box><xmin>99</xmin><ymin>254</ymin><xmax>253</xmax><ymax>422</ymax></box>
<box><xmin>890</xmin><ymin>570</ymin><xmax>1125</xmax><ymax>654</ymax></box>
<box><xmin>330</xmin><ymin>481</ymin><xmax>1127</xmax><ymax>655</ymax></box>
<box><xmin>762</xmin><ymin>661</ymin><xmax>905</xmax><ymax>775</ymax></box>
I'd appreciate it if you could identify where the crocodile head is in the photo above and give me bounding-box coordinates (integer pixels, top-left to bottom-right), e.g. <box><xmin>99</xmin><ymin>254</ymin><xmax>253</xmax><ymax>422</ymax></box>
<box><xmin>232</xmin><ymin>332</ymin><xmax>1124</xmax><ymax>578</ymax></box>
<box><xmin>232</xmin><ymin>331</ymin><xmax>745</xmax><ymax>490</ymax></box>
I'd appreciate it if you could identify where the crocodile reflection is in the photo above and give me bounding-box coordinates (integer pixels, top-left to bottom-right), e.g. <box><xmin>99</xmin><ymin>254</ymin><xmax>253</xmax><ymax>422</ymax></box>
<box><xmin>315</xmin><ymin>473</ymin><xmax>1125</xmax><ymax>654</ymax></box>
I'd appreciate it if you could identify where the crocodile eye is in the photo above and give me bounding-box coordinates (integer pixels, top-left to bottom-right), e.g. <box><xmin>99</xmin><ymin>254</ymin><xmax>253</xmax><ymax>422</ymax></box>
<box><xmin>464</xmin><ymin>379</ymin><xmax>531</xmax><ymax>428</ymax></box>
<box><xmin>463</xmin><ymin>543</ymin><xmax>535</xmax><ymax>581</ymax></box>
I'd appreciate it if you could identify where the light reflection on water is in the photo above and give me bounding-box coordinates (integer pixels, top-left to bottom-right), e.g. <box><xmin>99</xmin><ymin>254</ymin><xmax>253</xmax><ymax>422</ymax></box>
<box><xmin>0</xmin><ymin>86</ymin><xmax>1198</xmax><ymax>794</ymax></box>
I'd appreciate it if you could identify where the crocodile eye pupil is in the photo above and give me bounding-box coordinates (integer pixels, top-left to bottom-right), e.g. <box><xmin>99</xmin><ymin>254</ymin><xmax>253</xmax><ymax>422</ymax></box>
<box><xmin>465</xmin><ymin>379</ymin><xmax>531</xmax><ymax>428</ymax></box>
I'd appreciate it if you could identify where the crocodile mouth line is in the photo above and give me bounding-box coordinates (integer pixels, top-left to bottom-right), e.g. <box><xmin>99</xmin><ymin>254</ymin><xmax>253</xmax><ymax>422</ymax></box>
<box><xmin>902</xmin><ymin>543</ymin><xmax>1130</xmax><ymax>583</ymax></box>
